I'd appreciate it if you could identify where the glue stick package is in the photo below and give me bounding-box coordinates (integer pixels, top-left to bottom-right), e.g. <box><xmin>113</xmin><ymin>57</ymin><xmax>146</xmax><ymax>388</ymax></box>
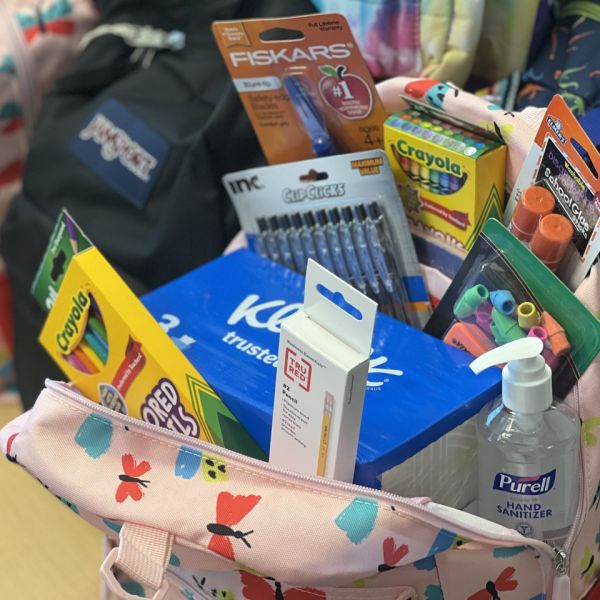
<box><xmin>224</xmin><ymin>149</ymin><xmax>432</xmax><ymax>329</ymax></box>
<box><xmin>504</xmin><ymin>95</ymin><xmax>600</xmax><ymax>290</ymax></box>
<box><xmin>425</xmin><ymin>219</ymin><xmax>600</xmax><ymax>399</ymax></box>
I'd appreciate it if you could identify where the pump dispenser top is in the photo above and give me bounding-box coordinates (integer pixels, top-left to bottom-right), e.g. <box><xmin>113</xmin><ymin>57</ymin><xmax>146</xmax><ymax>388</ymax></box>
<box><xmin>470</xmin><ymin>337</ymin><xmax>579</xmax><ymax>547</ymax></box>
<box><xmin>469</xmin><ymin>337</ymin><xmax>551</xmax><ymax>414</ymax></box>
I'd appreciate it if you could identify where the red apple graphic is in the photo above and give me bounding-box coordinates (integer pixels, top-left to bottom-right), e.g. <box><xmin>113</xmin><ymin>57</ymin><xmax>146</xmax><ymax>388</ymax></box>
<box><xmin>318</xmin><ymin>65</ymin><xmax>373</xmax><ymax>120</ymax></box>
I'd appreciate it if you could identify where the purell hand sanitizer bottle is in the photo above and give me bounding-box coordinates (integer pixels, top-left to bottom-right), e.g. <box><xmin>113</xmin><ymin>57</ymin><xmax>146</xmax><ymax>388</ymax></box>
<box><xmin>470</xmin><ymin>337</ymin><xmax>579</xmax><ymax>547</ymax></box>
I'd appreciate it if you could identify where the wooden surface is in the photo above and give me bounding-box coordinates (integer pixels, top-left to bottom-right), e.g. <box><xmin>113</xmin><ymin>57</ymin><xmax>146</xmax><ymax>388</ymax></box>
<box><xmin>0</xmin><ymin>397</ymin><xmax>104</xmax><ymax>599</ymax></box>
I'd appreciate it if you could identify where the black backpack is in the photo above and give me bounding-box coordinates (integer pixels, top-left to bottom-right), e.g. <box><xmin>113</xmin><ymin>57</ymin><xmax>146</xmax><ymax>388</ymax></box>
<box><xmin>0</xmin><ymin>0</ymin><xmax>314</xmax><ymax>407</ymax></box>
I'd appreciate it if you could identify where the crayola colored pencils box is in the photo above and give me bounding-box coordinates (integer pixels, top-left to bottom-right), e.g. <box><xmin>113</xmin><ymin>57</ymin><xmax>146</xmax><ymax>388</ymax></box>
<box><xmin>38</xmin><ymin>246</ymin><xmax>265</xmax><ymax>459</ymax></box>
<box><xmin>385</xmin><ymin>102</ymin><xmax>506</xmax><ymax>251</ymax></box>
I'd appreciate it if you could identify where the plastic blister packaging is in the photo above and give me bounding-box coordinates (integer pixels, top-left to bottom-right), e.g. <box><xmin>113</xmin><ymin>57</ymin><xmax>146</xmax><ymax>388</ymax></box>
<box><xmin>504</xmin><ymin>95</ymin><xmax>600</xmax><ymax>290</ymax></box>
<box><xmin>252</xmin><ymin>201</ymin><xmax>409</xmax><ymax>322</ymax></box>
<box><xmin>212</xmin><ymin>14</ymin><xmax>388</xmax><ymax>165</ymax></box>
<box><xmin>224</xmin><ymin>149</ymin><xmax>432</xmax><ymax>328</ymax></box>
<box><xmin>425</xmin><ymin>219</ymin><xmax>600</xmax><ymax>398</ymax></box>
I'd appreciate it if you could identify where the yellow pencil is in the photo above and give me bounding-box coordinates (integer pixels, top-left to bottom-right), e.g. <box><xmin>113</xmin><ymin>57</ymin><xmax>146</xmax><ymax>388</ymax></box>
<box><xmin>317</xmin><ymin>392</ymin><xmax>334</xmax><ymax>477</ymax></box>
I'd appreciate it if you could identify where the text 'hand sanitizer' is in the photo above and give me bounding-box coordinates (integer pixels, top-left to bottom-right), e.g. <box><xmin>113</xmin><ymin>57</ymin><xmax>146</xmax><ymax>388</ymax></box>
<box><xmin>470</xmin><ymin>337</ymin><xmax>579</xmax><ymax>547</ymax></box>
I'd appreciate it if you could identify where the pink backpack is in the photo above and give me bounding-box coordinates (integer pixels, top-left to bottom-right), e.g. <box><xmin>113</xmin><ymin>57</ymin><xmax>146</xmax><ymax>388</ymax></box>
<box><xmin>1</xmin><ymin>262</ymin><xmax>599</xmax><ymax>600</ymax></box>
<box><xmin>2</xmin><ymin>78</ymin><xmax>600</xmax><ymax>600</ymax></box>
<box><xmin>0</xmin><ymin>0</ymin><xmax>98</xmax><ymax>221</ymax></box>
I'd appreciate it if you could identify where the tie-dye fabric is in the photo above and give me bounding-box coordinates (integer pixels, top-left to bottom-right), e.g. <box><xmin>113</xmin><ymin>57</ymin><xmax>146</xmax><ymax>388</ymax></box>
<box><xmin>0</xmin><ymin>0</ymin><xmax>98</xmax><ymax>221</ymax></box>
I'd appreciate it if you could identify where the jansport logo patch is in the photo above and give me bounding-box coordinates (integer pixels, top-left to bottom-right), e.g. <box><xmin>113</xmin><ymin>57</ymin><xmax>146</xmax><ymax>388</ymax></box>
<box><xmin>493</xmin><ymin>470</ymin><xmax>556</xmax><ymax>495</ymax></box>
<box><xmin>79</xmin><ymin>114</ymin><xmax>157</xmax><ymax>181</ymax></box>
<box><xmin>70</xmin><ymin>98</ymin><xmax>170</xmax><ymax>208</ymax></box>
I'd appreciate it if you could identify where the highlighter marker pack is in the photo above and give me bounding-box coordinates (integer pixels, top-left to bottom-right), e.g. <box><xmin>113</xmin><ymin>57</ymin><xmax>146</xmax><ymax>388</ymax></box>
<box><xmin>425</xmin><ymin>219</ymin><xmax>600</xmax><ymax>399</ymax></box>
<box><xmin>32</xmin><ymin>211</ymin><xmax>266</xmax><ymax>459</ymax></box>
<box><xmin>504</xmin><ymin>95</ymin><xmax>600</xmax><ymax>290</ymax></box>
<box><xmin>212</xmin><ymin>13</ymin><xmax>387</xmax><ymax>165</ymax></box>
<box><xmin>224</xmin><ymin>149</ymin><xmax>431</xmax><ymax>329</ymax></box>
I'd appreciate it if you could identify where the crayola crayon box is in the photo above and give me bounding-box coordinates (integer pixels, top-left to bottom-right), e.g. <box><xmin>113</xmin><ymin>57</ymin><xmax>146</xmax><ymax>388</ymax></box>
<box><xmin>385</xmin><ymin>99</ymin><xmax>506</xmax><ymax>252</ymax></box>
<box><xmin>34</xmin><ymin>213</ymin><xmax>265</xmax><ymax>459</ymax></box>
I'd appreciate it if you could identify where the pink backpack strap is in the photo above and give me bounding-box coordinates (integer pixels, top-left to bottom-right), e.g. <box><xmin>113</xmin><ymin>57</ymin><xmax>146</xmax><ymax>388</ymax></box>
<box><xmin>101</xmin><ymin>523</ymin><xmax>172</xmax><ymax>600</ymax></box>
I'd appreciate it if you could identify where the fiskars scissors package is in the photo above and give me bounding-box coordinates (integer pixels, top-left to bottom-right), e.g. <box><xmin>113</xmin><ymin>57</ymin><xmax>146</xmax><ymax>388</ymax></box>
<box><xmin>212</xmin><ymin>12</ymin><xmax>387</xmax><ymax>164</ymax></box>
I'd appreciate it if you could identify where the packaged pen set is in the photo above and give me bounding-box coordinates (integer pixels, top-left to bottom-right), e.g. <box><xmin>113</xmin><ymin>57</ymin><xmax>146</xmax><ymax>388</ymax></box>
<box><xmin>385</xmin><ymin>95</ymin><xmax>507</xmax><ymax>254</ymax></box>
<box><xmin>30</xmin><ymin>210</ymin><xmax>266</xmax><ymax>458</ymax></box>
<box><xmin>504</xmin><ymin>95</ymin><xmax>600</xmax><ymax>291</ymax></box>
<box><xmin>425</xmin><ymin>219</ymin><xmax>600</xmax><ymax>399</ymax></box>
<box><xmin>224</xmin><ymin>150</ymin><xmax>432</xmax><ymax>328</ymax></box>
<box><xmin>212</xmin><ymin>13</ymin><xmax>387</xmax><ymax>164</ymax></box>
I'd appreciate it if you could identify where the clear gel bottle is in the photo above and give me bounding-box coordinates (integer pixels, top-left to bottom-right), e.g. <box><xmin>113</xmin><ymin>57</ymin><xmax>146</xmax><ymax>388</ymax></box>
<box><xmin>470</xmin><ymin>337</ymin><xmax>579</xmax><ymax>548</ymax></box>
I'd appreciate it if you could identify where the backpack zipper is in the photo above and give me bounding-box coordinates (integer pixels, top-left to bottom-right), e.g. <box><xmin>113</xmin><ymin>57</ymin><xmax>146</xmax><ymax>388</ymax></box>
<box><xmin>44</xmin><ymin>380</ymin><xmax>558</xmax><ymax>589</ymax></box>
<box><xmin>0</xmin><ymin>1</ymin><xmax>39</xmax><ymax>139</ymax></box>
<box><xmin>547</xmin><ymin>383</ymin><xmax>587</xmax><ymax>599</ymax></box>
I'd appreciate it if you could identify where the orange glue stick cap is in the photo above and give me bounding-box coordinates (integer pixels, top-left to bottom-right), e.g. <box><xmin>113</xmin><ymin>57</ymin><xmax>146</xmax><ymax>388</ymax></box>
<box><xmin>443</xmin><ymin>322</ymin><xmax>495</xmax><ymax>357</ymax></box>
<box><xmin>540</xmin><ymin>311</ymin><xmax>570</xmax><ymax>356</ymax></box>
<box><xmin>510</xmin><ymin>186</ymin><xmax>555</xmax><ymax>242</ymax></box>
<box><xmin>530</xmin><ymin>214</ymin><xmax>573</xmax><ymax>271</ymax></box>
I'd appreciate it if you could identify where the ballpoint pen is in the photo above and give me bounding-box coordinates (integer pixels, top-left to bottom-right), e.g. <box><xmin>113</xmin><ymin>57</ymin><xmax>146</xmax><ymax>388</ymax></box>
<box><xmin>280</xmin><ymin>214</ymin><xmax>306</xmax><ymax>273</ymax></box>
<box><xmin>316</xmin><ymin>209</ymin><xmax>351</xmax><ymax>283</ymax></box>
<box><xmin>269</xmin><ymin>216</ymin><xmax>296</xmax><ymax>271</ymax></box>
<box><xmin>333</xmin><ymin>207</ymin><xmax>368</xmax><ymax>295</ymax></box>
<box><xmin>256</xmin><ymin>216</ymin><xmax>279</xmax><ymax>262</ymax></box>
<box><xmin>343</xmin><ymin>205</ymin><xmax>380</xmax><ymax>297</ymax></box>
<box><xmin>294</xmin><ymin>212</ymin><xmax>318</xmax><ymax>264</ymax></box>
<box><xmin>364</xmin><ymin>202</ymin><xmax>409</xmax><ymax>321</ymax></box>
<box><xmin>304</xmin><ymin>211</ymin><xmax>335</xmax><ymax>273</ymax></box>
<box><xmin>359</xmin><ymin>204</ymin><xmax>394</xmax><ymax>295</ymax></box>
<box><xmin>283</xmin><ymin>73</ymin><xmax>335</xmax><ymax>158</ymax></box>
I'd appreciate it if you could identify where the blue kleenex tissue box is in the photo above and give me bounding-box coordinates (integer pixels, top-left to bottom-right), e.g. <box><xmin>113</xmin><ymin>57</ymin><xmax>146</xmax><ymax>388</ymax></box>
<box><xmin>142</xmin><ymin>250</ymin><xmax>501</xmax><ymax>489</ymax></box>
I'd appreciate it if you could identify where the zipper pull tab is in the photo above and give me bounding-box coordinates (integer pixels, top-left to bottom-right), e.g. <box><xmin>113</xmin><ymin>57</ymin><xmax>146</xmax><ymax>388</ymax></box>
<box><xmin>552</xmin><ymin>548</ymin><xmax>570</xmax><ymax>600</ymax></box>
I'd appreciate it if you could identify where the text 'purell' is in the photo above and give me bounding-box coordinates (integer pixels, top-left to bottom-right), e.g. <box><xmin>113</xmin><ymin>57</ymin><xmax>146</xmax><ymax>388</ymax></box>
<box><xmin>493</xmin><ymin>470</ymin><xmax>556</xmax><ymax>495</ymax></box>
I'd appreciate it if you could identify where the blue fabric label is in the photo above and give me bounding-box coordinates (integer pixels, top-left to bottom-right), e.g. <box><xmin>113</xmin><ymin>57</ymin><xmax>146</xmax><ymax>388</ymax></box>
<box><xmin>70</xmin><ymin>98</ymin><xmax>170</xmax><ymax>208</ymax></box>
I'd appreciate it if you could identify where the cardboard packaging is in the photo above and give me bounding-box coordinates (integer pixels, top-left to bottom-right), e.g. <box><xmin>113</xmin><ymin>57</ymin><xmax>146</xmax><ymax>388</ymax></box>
<box><xmin>142</xmin><ymin>249</ymin><xmax>502</xmax><ymax>502</ymax></box>
<box><xmin>35</xmin><ymin>218</ymin><xmax>265</xmax><ymax>459</ymax></box>
<box><xmin>385</xmin><ymin>102</ymin><xmax>506</xmax><ymax>252</ymax></box>
<box><xmin>270</xmin><ymin>260</ymin><xmax>376</xmax><ymax>482</ymax></box>
<box><xmin>224</xmin><ymin>149</ymin><xmax>431</xmax><ymax>328</ymax></box>
<box><xmin>504</xmin><ymin>95</ymin><xmax>600</xmax><ymax>290</ymax></box>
